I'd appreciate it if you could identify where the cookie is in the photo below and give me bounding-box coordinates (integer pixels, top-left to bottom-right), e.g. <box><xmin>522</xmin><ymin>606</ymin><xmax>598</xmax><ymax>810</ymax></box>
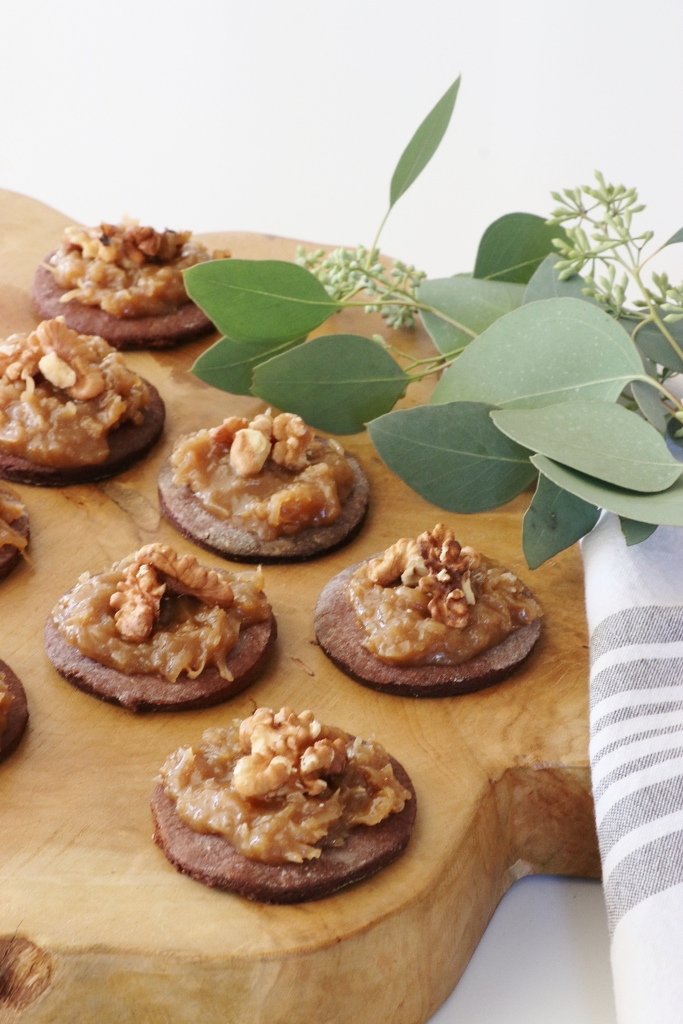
<box><xmin>0</xmin><ymin>509</ymin><xmax>29</xmax><ymax>582</ymax></box>
<box><xmin>43</xmin><ymin>611</ymin><xmax>276</xmax><ymax>713</ymax></box>
<box><xmin>0</xmin><ymin>383</ymin><xmax>165</xmax><ymax>487</ymax></box>
<box><xmin>0</xmin><ymin>660</ymin><xmax>29</xmax><ymax>763</ymax></box>
<box><xmin>314</xmin><ymin>561</ymin><xmax>542</xmax><ymax>698</ymax></box>
<box><xmin>151</xmin><ymin>754</ymin><xmax>416</xmax><ymax>903</ymax></box>
<box><xmin>158</xmin><ymin>454</ymin><xmax>370</xmax><ymax>563</ymax></box>
<box><xmin>33</xmin><ymin>258</ymin><xmax>213</xmax><ymax>351</ymax></box>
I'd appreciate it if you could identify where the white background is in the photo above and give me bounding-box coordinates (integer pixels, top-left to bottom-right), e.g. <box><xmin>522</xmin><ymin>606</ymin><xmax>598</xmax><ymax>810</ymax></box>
<box><xmin>3</xmin><ymin>1</ymin><xmax>683</xmax><ymax>1019</ymax></box>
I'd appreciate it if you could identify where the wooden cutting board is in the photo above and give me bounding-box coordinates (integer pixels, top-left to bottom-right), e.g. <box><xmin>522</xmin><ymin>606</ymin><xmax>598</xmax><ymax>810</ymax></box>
<box><xmin>0</xmin><ymin>189</ymin><xmax>599</xmax><ymax>1024</ymax></box>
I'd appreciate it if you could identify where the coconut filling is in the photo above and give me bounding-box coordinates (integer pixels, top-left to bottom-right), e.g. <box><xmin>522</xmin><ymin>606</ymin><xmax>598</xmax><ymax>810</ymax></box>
<box><xmin>0</xmin><ymin>318</ymin><xmax>150</xmax><ymax>468</ymax></box>
<box><xmin>346</xmin><ymin>524</ymin><xmax>543</xmax><ymax>666</ymax></box>
<box><xmin>51</xmin><ymin>544</ymin><xmax>270</xmax><ymax>683</ymax></box>
<box><xmin>0</xmin><ymin>486</ymin><xmax>27</xmax><ymax>555</ymax></box>
<box><xmin>0</xmin><ymin>674</ymin><xmax>11</xmax><ymax>739</ymax></box>
<box><xmin>170</xmin><ymin>410</ymin><xmax>356</xmax><ymax>542</ymax></box>
<box><xmin>158</xmin><ymin>707</ymin><xmax>412</xmax><ymax>864</ymax></box>
<box><xmin>45</xmin><ymin>221</ymin><xmax>229</xmax><ymax>318</ymax></box>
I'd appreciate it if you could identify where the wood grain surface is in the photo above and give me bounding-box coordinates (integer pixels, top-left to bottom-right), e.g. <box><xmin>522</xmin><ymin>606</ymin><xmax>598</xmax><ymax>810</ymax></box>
<box><xmin>0</xmin><ymin>189</ymin><xmax>599</xmax><ymax>1024</ymax></box>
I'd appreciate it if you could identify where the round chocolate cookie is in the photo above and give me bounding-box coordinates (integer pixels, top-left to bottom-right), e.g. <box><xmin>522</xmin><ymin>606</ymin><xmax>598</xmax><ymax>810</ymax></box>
<box><xmin>314</xmin><ymin>561</ymin><xmax>542</xmax><ymax>698</ymax></box>
<box><xmin>0</xmin><ymin>509</ymin><xmax>29</xmax><ymax>583</ymax></box>
<box><xmin>0</xmin><ymin>660</ymin><xmax>29</xmax><ymax>763</ymax></box>
<box><xmin>158</xmin><ymin>455</ymin><xmax>370</xmax><ymax>564</ymax></box>
<box><xmin>0</xmin><ymin>383</ymin><xmax>165</xmax><ymax>487</ymax></box>
<box><xmin>33</xmin><ymin>257</ymin><xmax>214</xmax><ymax>351</ymax></box>
<box><xmin>151</xmin><ymin>755</ymin><xmax>416</xmax><ymax>903</ymax></box>
<box><xmin>43</xmin><ymin>612</ymin><xmax>276</xmax><ymax>713</ymax></box>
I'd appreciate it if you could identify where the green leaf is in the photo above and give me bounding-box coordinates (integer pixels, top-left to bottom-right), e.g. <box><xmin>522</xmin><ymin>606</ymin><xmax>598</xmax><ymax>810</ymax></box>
<box><xmin>251</xmin><ymin>334</ymin><xmax>408</xmax><ymax>434</ymax></box>
<box><xmin>630</xmin><ymin>378</ymin><xmax>669</xmax><ymax>434</ymax></box>
<box><xmin>666</xmin><ymin>415</ymin><xmax>683</xmax><ymax>453</ymax></box>
<box><xmin>619</xmin><ymin>517</ymin><xmax>658</xmax><ymax>546</ymax></box>
<box><xmin>183</xmin><ymin>260</ymin><xmax>338</xmax><ymax>344</ymax></box>
<box><xmin>432</xmin><ymin>298</ymin><xmax>643</xmax><ymax>409</ymax></box>
<box><xmin>390</xmin><ymin>76</ymin><xmax>460</xmax><ymax>208</ymax></box>
<box><xmin>665</xmin><ymin>228</ymin><xmax>683</xmax><ymax>247</ymax></box>
<box><xmin>473</xmin><ymin>214</ymin><xmax>568</xmax><ymax>284</ymax></box>
<box><xmin>367</xmin><ymin>401</ymin><xmax>536</xmax><ymax>513</ymax></box>
<box><xmin>522</xmin><ymin>475</ymin><xmax>599</xmax><ymax>569</ymax></box>
<box><xmin>532</xmin><ymin>454</ymin><xmax>683</xmax><ymax>526</ymax></box>
<box><xmin>491</xmin><ymin>400</ymin><xmax>681</xmax><ymax>493</ymax></box>
<box><xmin>621</xmin><ymin>317</ymin><xmax>683</xmax><ymax>374</ymax></box>
<box><xmin>419</xmin><ymin>276</ymin><xmax>524</xmax><ymax>353</ymax></box>
<box><xmin>191</xmin><ymin>336</ymin><xmax>301</xmax><ymax>396</ymax></box>
<box><xmin>523</xmin><ymin>254</ymin><xmax>599</xmax><ymax>305</ymax></box>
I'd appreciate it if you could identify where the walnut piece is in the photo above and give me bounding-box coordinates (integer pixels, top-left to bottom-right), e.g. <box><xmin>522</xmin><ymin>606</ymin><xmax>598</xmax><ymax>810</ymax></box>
<box><xmin>370</xmin><ymin>524</ymin><xmax>481</xmax><ymax>630</ymax></box>
<box><xmin>110</xmin><ymin>563</ymin><xmax>166</xmax><ymax>642</ymax></box>
<box><xmin>108</xmin><ymin>544</ymin><xmax>236</xmax><ymax>641</ymax></box>
<box><xmin>35</xmin><ymin>318</ymin><xmax>106</xmax><ymax>400</ymax></box>
<box><xmin>128</xmin><ymin>544</ymin><xmax>235</xmax><ymax>607</ymax></box>
<box><xmin>271</xmin><ymin>412</ymin><xmax>315</xmax><ymax>471</ymax></box>
<box><xmin>209</xmin><ymin>416</ymin><xmax>249</xmax><ymax>447</ymax></box>
<box><xmin>233</xmin><ymin>706</ymin><xmax>348</xmax><ymax>799</ymax></box>
<box><xmin>230</xmin><ymin>428</ymin><xmax>271</xmax><ymax>477</ymax></box>
<box><xmin>367</xmin><ymin>537</ymin><xmax>422</xmax><ymax>587</ymax></box>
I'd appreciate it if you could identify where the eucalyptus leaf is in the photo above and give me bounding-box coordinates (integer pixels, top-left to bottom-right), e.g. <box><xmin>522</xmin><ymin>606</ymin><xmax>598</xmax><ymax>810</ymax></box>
<box><xmin>665</xmin><ymin>228</ymin><xmax>683</xmax><ymax>247</ymax></box>
<box><xmin>432</xmin><ymin>298</ymin><xmax>643</xmax><ymax>408</ymax></box>
<box><xmin>630</xmin><ymin>378</ymin><xmax>669</xmax><ymax>434</ymax></box>
<box><xmin>367</xmin><ymin>401</ymin><xmax>536</xmax><ymax>513</ymax></box>
<box><xmin>532</xmin><ymin>454</ymin><xmax>683</xmax><ymax>526</ymax></box>
<box><xmin>523</xmin><ymin>255</ymin><xmax>599</xmax><ymax>305</ymax></box>
<box><xmin>621</xmin><ymin>317</ymin><xmax>683</xmax><ymax>374</ymax></box>
<box><xmin>252</xmin><ymin>334</ymin><xmax>408</xmax><ymax>434</ymax></box>
<box><xmin>619</xmin><ymin>517</ymin><xmax>658</xmax><ymax>546</ymax></box>
<box><xmin>522</xmin><ymin>475</ymin><xmax>599</xmax><ymax>569</ymax></box>
<box><xmin>666</xmin><ymin>415</ymin><xmax>683</xmax><ymax>454</ymax></box>
<box><xmin>491</xmin><ymin>400</ymin><xmax>681</xmax><ymax>493</ymax></box>
<box><xmin>191</xmin><ymin>336</ymin><xmax>300</xmax><ymax>396</ymax></box>
<box><xmin>389</xmin><ymin>76</ymin><xmax>460</xmax><ymax>208</ymax></box>
<box><xmin>473</xmin><ymin>214</ymin><xmax>568</xmax><ymax>284</ymax></box>
<box><xmin>418</xmin><ymin>276</ymin><xmax>524</xmax><ymax>353</ymax></box>
<box><xmin>183</xmin><ymin>260</ymin><xmax>338</xmax><ymax>344</ymax></box>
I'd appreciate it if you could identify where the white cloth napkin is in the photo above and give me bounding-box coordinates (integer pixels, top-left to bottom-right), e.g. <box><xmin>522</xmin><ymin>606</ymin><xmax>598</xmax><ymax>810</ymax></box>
<box><xmin>581</xmin><ymin>513</ymin><xmax>683</xmax><ymax>1024</ymax></box>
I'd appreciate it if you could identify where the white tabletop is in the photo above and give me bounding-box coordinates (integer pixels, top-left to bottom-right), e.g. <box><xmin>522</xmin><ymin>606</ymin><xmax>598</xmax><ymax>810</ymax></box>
<box><xmin>3</xmin><ymin>2</ymin><xmax>681</xmax><ymax>1018</ymax></box>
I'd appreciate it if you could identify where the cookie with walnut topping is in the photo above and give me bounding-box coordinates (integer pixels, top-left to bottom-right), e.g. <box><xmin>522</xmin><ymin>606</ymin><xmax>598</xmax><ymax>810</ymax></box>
<box><xmin>315</xmin><ymin>524</ymin><xmax>542</xmax><ymax>697</ymax></box>
<box><xmin>159</xmin><ymin>409</ymin><xmax>369</xmax><ymax>563</ymax></box>
<box><xmin>32</xmin><ymin>221</ymin><xmax>222</xmax><ymax>349</ymax></box>
<box><xmin>0</xmin><ymin>318</ymin><xmax>164</xmax><ymax>487</ymax></box>
<box><xmin>0</xmin><ymin>660</ymin><xmax>29</xmax><ymax>763</ymax></box>
<box><xmin>151</xmin><ymin>706</ymin><xmax>416</xmax><ymax>903</ymax></box>
<box><xmin>44</xmin><ymin>543</ymin><xmax>276</xmax><ymax>712</ymax></box>
<box><xmin>0</xmin><ymin>485</ymin><xmax>29</xmax><ymax>582</ymax></box>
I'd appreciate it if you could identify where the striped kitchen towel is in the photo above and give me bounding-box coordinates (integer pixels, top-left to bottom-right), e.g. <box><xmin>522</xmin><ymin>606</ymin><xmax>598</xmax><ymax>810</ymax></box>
<box><xmin>582</xmin><ymin>513</ymin><xmax>683</xmax><ymax>1024</ymax></box>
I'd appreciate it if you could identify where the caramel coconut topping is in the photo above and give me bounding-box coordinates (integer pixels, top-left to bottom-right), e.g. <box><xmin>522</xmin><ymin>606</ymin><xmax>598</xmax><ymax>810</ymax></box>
<box><xmin>170</xmin><ymin>409</ymin><xmax>356</xmax><ymax>541</ymax></box>
<box><xmin>346</xmin><ymin>524</ymin><xmax>543</xmax><ymax>666</ymax></box>
<box><xmin>52</xmin><ymin>543</ymin><xmax>270</xmax><ymax>682</ymax></box>
<box><xmin>0</xmin><ymin>673</ymin><xmax>12</xmax><ymax>738</ymax></box>
<box><xmin>158</xmin><ymin>706</ymin><xmax>412</xmax><ymax>864</ymax></box>
<box><xmin>0</xmin><ymin>318</ymin><xmax>150</xmax><ymax>467</ymax></box>
<box><xmin>0</xmin><ymin>485</ymin><xmax>27</xmax><ymax>554</ymax></box>
<box><xmin>45</xmin><ymin>221</ymin><xmax>230</xmax><ymax>318</ymax></box>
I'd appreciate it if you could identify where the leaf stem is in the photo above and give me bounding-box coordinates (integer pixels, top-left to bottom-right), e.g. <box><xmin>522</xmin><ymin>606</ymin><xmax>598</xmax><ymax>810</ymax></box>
<box><xmin>339</xmin><ymin>296</ymin><xmax>478</xmax><ymax>338</ymax></box>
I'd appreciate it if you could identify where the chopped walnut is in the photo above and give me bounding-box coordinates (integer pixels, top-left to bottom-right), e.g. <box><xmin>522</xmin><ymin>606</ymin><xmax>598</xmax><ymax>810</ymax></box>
<box><xmin>126</xmin><ymin>544</ymin><xmax>235</xmax><ymax>608</ymax></box>
<box><xmin>110</xmin><ymin>563</ymin><xmax>166</xmax><ymax>642</ymax></box>
<box><xmin>208</xmin><ymin>416</ymin><xmax>249</xmax><ymax>447</ymax></box>
<box><xmin>367</xmin><ymin>537</ymin><xmax>422</xmax><ymax>587</ymax></box>
<box><xmin>35</xmin><ymin>318</ymin><xmax>106</xmax><ymax>400</ymax></box>
<box><xmin>271</xmin><ymin>413</ymin><xmax>315</xmax><ymax>471</ymax></box>
<box><xmin>233</xmin><ymin>706</ymin><xmax>348</xmax><ymax>799</ymax></box>
<box><xmin>369</xmin><ymin>524</ymin><xmax>480</xmax><ymax>630</ymax></box>
<box><xmin>230</xmin><ymin>428</ymin><xmax>271</xmax><ymax>477</ymax></box>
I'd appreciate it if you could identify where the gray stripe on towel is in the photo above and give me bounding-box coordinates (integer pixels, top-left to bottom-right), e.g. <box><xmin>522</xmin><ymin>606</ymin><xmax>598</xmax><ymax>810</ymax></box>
<box><xmin>604</xmin><ymin>829</ymin><xmax>683</xmax><ymax>932</ymax></box>
<box><xmin>591</xmin><ymin>606</ymin><xmax>683</xmax><ymax>665</ymax></box>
